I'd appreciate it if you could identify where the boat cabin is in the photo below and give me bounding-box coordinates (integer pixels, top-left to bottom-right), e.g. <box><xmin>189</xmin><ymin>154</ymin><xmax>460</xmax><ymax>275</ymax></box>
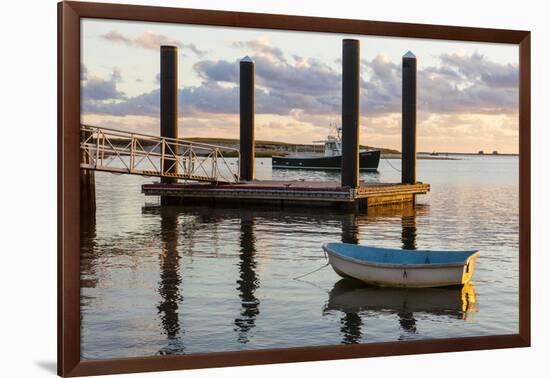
<box><xmin>313</xmin><ymin>125</ymin><xmax>343</xmax><ymax>157</ymax></box>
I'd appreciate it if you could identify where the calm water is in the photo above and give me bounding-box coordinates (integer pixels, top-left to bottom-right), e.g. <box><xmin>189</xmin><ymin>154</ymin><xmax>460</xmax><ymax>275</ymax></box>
<box><xmin>80</xmin><ymin>155</ymin><xmax>519</xmax><ymax>359</ymax></box>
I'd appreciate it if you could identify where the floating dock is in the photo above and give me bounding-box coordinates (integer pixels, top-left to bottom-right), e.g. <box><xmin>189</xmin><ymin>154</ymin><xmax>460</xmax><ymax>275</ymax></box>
<box><xmin>82</xmin><ymin>41</ymin><xmax>430</xmax><ymax>212</ymax></box>
<box><xmin>142</xmin><ymin>180</ymin><xmax>430</xmax><ymax>209</ymax></box>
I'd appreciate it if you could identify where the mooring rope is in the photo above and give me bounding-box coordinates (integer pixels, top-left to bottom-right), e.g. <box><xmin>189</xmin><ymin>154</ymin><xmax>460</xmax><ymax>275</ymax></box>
<box><xmin>295</xmin><ymin>277</ymin><xmax>331</xmax><ymax>293</ymax></box>
<box><xmin>292</xmin><ymin>262</ymin><xmax>330</xmax><ymax>280</ymax></box>
<box><xmin>384</xmin><ymin>157</ymin><xmax>401</xmax><ymax>172</ymax></box>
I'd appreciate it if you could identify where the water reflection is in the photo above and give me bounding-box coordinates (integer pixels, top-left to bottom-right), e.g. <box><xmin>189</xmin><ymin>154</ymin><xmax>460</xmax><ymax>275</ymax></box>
<box><xmin>157</xmin><ymin>207</ymin><xmax>184</xmax><ymax>354</ymax></box>
<box><xmin>82</xmin><ymin>200</ymin><xmax>438</xmax><ymax>353</ymax></box>
<box><xmin>80</xmin><ymin>211</ymin><xmax>98</xmax><ymax>289</ymax></box>
<box><xmin>234</xmin><ymin>215</ymin><xmax>260</xmax><ymax>343</ymax></box>
<box><xmin>341</xmin><ymin>213</ymin><xmax>360</xmax><ymax>245</ymax></box>
<box><xmin>340</xmin><ymin>312</ymin><xmax>363</xmax><ymax>344</ymax></box>
<box><xmin>143</xmin><ymin>206</ymin><xmax>264</xmax><ymax>347</ymax></box>
<box><xmin>340</xmin><ymin>204</ymin><xmax>421</xmax><ymax>250</ymax></box>
<box><xmin>324</xmin><ymin>279</ymin><xmax>477</xmax><ymax>343</ymax></box>
<box><xmin>80</xmin><ymin>156</ymin><xmax>519</xmax><ymax>358</ymax></box>
<box><xmin>401</xmin><ymin>211</ymin><xmax>417</xmax><ymax>250</ymax></box>
<box><xmin>143</xmin><ymin>204</ymin><xmax>430</xmax><ymax>349</ymax></box>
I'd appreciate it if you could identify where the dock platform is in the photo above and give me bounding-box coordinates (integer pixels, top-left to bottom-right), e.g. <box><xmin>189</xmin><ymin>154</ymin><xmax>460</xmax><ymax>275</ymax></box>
<box><xmin>142</xmin><ymin>181</ymin><xmax>430</xmax><ymax>209</ymax></box>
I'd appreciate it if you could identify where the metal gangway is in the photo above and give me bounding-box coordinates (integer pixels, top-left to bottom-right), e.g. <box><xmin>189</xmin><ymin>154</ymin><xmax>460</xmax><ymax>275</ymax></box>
<box><xmin>80</xmin><ymin>125</ymin><xmax>240</xmax><ymax>183</ymax></box>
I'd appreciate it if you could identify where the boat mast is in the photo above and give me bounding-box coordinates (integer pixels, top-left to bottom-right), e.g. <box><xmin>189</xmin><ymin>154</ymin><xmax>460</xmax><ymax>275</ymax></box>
<box><xmin>335</xmin><ymin>121</ymin><xmax>342</xmax><ymax>154</ymax></box>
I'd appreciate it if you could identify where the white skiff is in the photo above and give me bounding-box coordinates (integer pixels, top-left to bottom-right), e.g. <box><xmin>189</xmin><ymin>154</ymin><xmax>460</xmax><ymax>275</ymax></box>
<box><xmin>323</xmin><ymin>242</ymin><xmax>480</xmax><ymax>288</ymax></box>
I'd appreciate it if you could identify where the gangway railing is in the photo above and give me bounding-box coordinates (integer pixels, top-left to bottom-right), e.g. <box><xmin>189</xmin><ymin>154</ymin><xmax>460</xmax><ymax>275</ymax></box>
<box><xmin>80</xmin><ymin>125</ymin><xmax>240</xmax><ymax>183</ymax></box>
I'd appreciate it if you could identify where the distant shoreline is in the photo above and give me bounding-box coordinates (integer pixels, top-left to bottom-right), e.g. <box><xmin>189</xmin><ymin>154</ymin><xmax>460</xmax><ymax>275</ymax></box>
<box><xmin>421</xmin><ymin>152</ymin><xmax>519</xmax><ymax>156</ymax></box>
<box><xmin>383</xmin><ymin>153</ymin><xmax>458</xmax><ymax>160</ymax></box>
<box><xmin>187</xmin><ymin>137</ymin><xmax>518</xmax><ymax>156</ymax></box>
<box><xmin>95</xmin><ymin>136</ymin><xmax>518</xmax><ymax>158</ymax></box>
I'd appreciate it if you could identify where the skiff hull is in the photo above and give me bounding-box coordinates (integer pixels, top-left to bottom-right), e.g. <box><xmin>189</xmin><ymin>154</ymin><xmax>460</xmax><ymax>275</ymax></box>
<box><xmin>323</xmin><ymin>242</ymin><xmax>479</xmax><ymax>288</ymax></box>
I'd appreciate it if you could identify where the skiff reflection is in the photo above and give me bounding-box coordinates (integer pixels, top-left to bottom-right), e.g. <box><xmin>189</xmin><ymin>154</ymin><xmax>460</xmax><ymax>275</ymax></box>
<box><xmin>324</xmin><ymin>279</ymin><xmax>477</xmax><ymax>343</ymax></box>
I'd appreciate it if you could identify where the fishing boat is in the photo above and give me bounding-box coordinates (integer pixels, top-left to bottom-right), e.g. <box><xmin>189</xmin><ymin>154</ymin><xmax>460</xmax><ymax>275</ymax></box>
<box><xmin>322</xmin><ymin>242</ymin><xmax>479</xmax><ymax>288</ymax></box>
<box><xmin>272</xmin><ymin>124</ymin><xmax>380</xmax><ymax>171</ymax></box>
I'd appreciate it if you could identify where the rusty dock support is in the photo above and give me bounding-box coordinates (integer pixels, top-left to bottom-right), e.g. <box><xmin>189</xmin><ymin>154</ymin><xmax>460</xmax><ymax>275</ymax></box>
<box><xmin>80</xmin><ymin>128</ymin><xmax>96</xmax><ymax>215</ymax></box>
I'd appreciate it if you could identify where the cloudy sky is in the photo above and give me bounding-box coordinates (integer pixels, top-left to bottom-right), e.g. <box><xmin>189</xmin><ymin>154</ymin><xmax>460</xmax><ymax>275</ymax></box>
<box><xmin>81</xmin><ymin>19</ymin><xmax>519</xmax><ymax>153</ymax></box>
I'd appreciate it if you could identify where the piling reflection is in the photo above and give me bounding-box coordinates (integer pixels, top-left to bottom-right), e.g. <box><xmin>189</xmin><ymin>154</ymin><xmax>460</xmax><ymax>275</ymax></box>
<box><xmin>401</xmin><ymin>212</ymin><xmax>417</xmax><ymax>250</ymax></box>
<box><xmin>324</xmin><ymin>279</ymin><xmax>477</xmax><ymax>343</ymax></box>
<box><xmin>143</xmin><ymin>205</ymin><xmax>263</xmax><ymax>346</ymax></box>
<box><xmin>234</xmin><ymin>215</ymin><xmax>260</xmax><ymax>343</ymax></box>
<box><xmin>341</xmin><ymin>212</ymin><xmax>360</xmax><ymax>245</ymax></box>
<box><xmin>80</xmin><ymin>211</ymin><xmax>98</xmax><ymax>289</ymax></box>
<box><xmin>135</xmin><ymin>204</ymin><xmax>438</xmax><ymax>350</ymax></box>
<box><xmin>340</xmin><ymin>312</ymin><xmax>363</xmax><ymax>344</ymax></box>
<box><xmin>157</xmin><ymin>207</ymin><xmax>184</xmax><ymax>354</ymax></box>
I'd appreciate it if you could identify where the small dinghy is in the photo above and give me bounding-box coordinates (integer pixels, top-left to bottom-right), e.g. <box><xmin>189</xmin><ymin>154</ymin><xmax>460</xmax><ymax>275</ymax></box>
<box><xmin>323</xmin><ymin>242</ymin><xmax>480</xmax><ymax>288</ymax></box>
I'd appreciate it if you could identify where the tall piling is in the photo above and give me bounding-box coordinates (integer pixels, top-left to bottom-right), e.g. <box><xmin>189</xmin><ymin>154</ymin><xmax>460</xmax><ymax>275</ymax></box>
<box><xmin>240</xmin><ymin>56</ymin><xmax>255</xmax><ymax>181</ymax></box>
<box><xmin>341</xmin><ymin>39</ymin><xmax>360</xmax><ymax>189</ymax></box>
<box><xmin>160</xmin><ymin>45</ymin><xmax>179</xmax><ymax>184</ymax></box>
<box><xmin>402</xmin><ymin>51</ymin><xmax>417</xmax><ymax>185</ymax></box>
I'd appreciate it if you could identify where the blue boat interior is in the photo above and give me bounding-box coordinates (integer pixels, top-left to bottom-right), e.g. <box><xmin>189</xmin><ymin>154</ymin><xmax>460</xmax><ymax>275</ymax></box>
<box><xmin>325</xmin><ymin>242</ymin><xmax>478</xmax><ymax>265</ymax></box>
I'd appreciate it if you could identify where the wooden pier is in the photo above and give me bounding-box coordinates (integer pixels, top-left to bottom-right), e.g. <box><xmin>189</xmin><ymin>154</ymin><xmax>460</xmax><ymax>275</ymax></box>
<box><xmin>142</xmin><ymin>180</ymin><xmax>430</xmax><ymax>209</ymax></box>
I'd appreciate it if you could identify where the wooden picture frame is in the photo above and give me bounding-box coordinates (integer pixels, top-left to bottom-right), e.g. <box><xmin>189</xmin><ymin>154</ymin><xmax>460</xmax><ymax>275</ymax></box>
<box><xmin>58</xmin><ymin>1</ymin><xmax>530</xmax><ymax>376</ymax></box>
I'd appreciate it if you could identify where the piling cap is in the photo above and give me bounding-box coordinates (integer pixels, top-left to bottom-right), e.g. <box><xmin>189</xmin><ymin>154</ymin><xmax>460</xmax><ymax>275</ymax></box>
<box><xmin>241</xmin><ymin>55</ymin><xmax>254</xmax><ymax>63</ymax></box>
<box><xmin>403</xmin><ymin>51</ymin><xmax>416</xmax><ymax>58</ymax></box>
